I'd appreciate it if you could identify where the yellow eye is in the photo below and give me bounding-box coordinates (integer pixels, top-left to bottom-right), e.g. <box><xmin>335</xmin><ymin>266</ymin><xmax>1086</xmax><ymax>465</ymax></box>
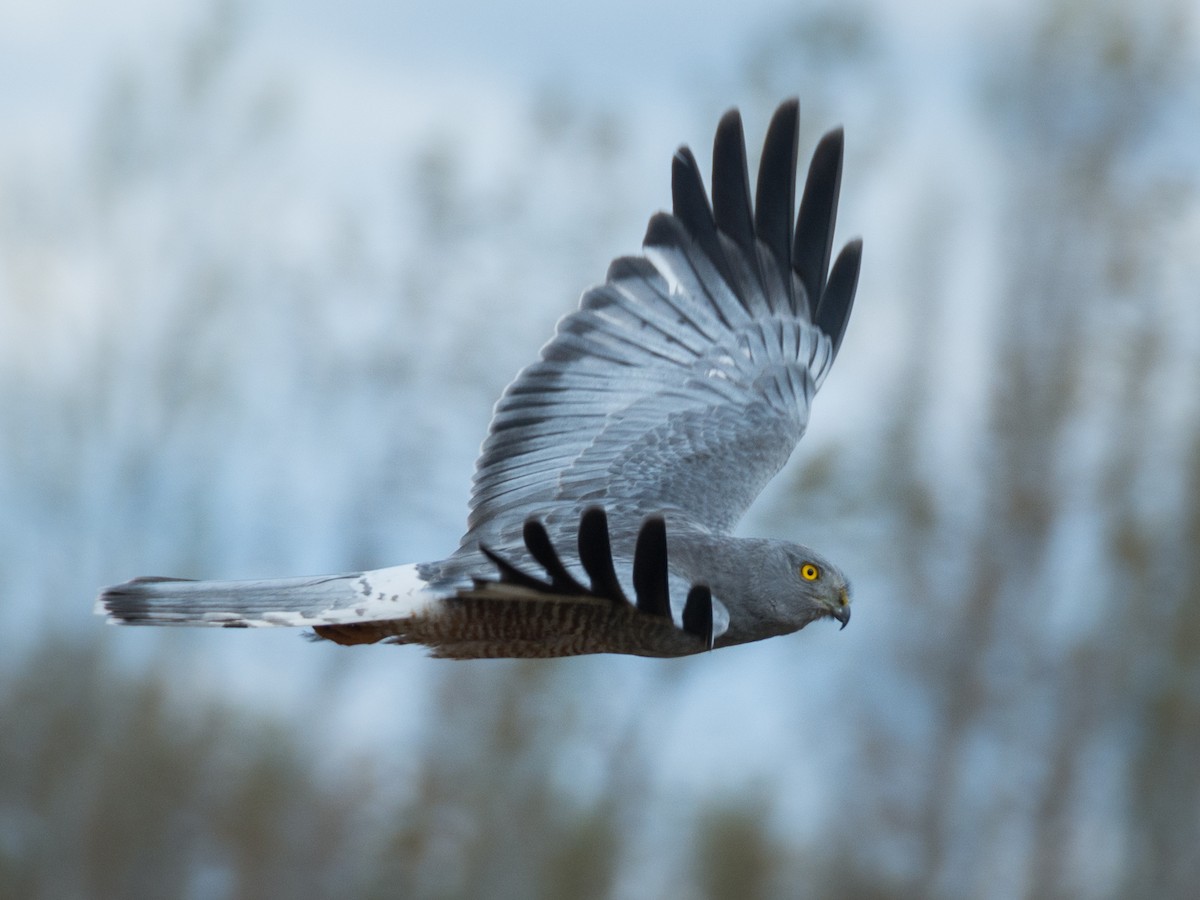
<box><xmin>800</xmin><ymin>564</ymin><xmax>820</xmax><ymax>582</ymax></box>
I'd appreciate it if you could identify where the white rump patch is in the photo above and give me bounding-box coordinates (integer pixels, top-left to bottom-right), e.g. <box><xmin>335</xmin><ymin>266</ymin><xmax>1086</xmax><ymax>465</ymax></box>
<box><xmin>346</xmin><ymin>563</ymin><xmax>442</xmax><ymax>623</ymax></box>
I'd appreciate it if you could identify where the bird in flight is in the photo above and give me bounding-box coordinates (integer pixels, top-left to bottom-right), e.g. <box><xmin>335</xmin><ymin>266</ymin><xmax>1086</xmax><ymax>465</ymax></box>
<box><xmin>97</xmin><ymin>98</ymin><xmax>863</xmax><ymax>659</ymax></box>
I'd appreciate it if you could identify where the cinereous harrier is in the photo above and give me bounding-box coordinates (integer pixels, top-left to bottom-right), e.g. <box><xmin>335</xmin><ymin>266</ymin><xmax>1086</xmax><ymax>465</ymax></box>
<box><xmin>97</xmin><ymin>99</ymin><xmax>863</xmax><ymax>658</ymax></box>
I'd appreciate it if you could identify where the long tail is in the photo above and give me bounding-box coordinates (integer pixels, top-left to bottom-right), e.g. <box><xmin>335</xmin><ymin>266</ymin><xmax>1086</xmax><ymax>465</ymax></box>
<box><xmin>95</xmin><ymin>564</ymin><xmax>438</xmax><ymax>629</ymax></box>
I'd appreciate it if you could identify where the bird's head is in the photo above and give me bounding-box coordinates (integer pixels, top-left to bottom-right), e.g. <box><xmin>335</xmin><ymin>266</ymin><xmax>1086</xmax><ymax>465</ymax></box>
<box><xmin>671</xmin><ymin>534</ymin><xmax>851</xmax><ymax>646</ymax></box>
<box><xmin>772</xmin><ymin>543</ymin><xmax>851</xmax><ymax>631</ymax></box>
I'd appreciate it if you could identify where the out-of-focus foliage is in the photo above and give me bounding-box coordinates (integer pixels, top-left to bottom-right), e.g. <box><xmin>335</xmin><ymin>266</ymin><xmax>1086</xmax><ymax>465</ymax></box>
<box><xmin>2</xmin><ymin>0</ymin><xmax>1199</xmax><ymax>897</ymax></box>
<box><xmin>363</xmin><ymin>662</ymin><xmax>625</xmax><ymax>900</ymax></box>
<box><xmin>0</xmin><ymin>639</ymin><xmax>384</xmax><ymax>899</ymax></box>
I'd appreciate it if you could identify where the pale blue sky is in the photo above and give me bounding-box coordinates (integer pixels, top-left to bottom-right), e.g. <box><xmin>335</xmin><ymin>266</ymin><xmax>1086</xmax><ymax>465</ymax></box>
<box><xmin>1</xmin><ymin>0</ymin><xmax>1018</xmax><ymax>157</ymax></box>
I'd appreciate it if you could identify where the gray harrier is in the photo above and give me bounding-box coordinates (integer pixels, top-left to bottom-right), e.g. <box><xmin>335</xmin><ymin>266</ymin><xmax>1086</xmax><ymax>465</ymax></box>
<box><xmin>97</xmin><ymin>99</ymin><xmax>863</xmax><ymax>658</ymax></box>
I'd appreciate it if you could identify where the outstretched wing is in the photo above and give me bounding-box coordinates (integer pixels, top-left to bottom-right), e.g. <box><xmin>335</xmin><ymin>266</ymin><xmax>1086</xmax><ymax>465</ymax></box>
<box><xmin>460</xmin><ymin>100</ymin><xmax>862</xmax><ymax>557</ymax></box>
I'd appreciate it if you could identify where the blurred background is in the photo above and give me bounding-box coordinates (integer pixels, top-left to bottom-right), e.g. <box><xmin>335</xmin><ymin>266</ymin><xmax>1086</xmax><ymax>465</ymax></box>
<box><xmin>2</xmin><ymin>0</ymin><xmax>1199</xmax><ymax>897</ymax></box>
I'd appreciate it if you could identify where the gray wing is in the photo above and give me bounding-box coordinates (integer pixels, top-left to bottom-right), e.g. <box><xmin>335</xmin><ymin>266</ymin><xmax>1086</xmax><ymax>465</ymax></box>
<box><xmin>458</xmin><ymin>100</ymin><xmax>862</xmax><ymax>558</ymax></box>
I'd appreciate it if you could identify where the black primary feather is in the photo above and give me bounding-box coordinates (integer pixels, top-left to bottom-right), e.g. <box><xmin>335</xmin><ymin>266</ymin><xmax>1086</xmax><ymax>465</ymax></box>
<box><xmin>683</xmin><ymin>585</ymin><xmax>715</xmax><ymax>649</ymax></box>
<box><xmin>477</xmin><ymin>509</ymin><xmax>714</xmax><ymax>646</ymax></box>
<box><xmin>577</xmin><ymin>507</ymin><xmax>629</xmax><ymax>604</ymax></box>
<box><xmin>522</xmin><ymin>518</ymin><xmax>589</xmax><ymax>595</ymax></box>
<box><xmin>671</xmin><ymin>147</ymin><xmax>737</xmax><ymax>295</ymax></box>
<box><xmin>793</xmin><ymin>127</ymin><xmax>844</xmax><ymax>313</ymax></box>
<box><xmin>632</xmin><ymin>516</ymin><xmax>671</xmax><ymax>618</ymax></box>
<box><xmin>816</xmin><ymin>239</ymin><xmax>863</xmax><ymax>359</ymax></box>
<box><xmin>754</xmin><ymin>99</ymin><xmax>800</xmax><ymax>314</ymax></box>
<box><xmin>479</xmin><ymin>544</ymin><xmax>552</xmax><ymax>593</ymax></box>
<box><xmin>711</xmin><ymin>109</ymin><xmax>757</xmax><ymax>261</ymax></box>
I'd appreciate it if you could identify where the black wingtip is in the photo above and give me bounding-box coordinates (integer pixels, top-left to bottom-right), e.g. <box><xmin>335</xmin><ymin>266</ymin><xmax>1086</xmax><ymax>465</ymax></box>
<box><xmin>578</xmin><ymin>506</ymin><xmax>629</xmax><ymax>604</ymax></box>
<box><xmin>642</xmin><ymin>211</ymin><xmax>680</xmax><ymax>253</ymax></box>
<box><xmin>754</xmin><ymin>101</ymin><xmax>801</xmax><ymax>293</ymax></box>
<box><xmin>712</xmin><ymin>108</ymin><xmax>755</xmax><ymax>258</ymax></box>
<box><xmin>480</xmin><ymin>543</ymin><xmax>551</xmax><ymax>592</ymax></box>
<box><xmin>815</xmin><ymin>237</ymin><xmax>863</xmax><ymax>359</ymax></box>
<box><xmin>793</xmin><ymin>127</ymin><xmax>845</xmax><ymax>314</ymax></box>
<box><xmin>682</xmin><ymin>585</ymin><xmax>715</xmax><ymax>650</ymax></box>
<box><xmin>670</xmin><ymin>146</ymin><xmax>736</xmax><ymax>288</ymax></box>
<box><xmin>522</xmin><ymin>518</ymin><xmax>588</xmax><ymax>595</ymax></box>
<box><xmin>671</xmin><ymin>146</ymin><xmax>710</xmax><ymax>224</ymax></box>
<box><xmin>632</xmin><ymin>516</ymin><xmax>671</xmax><ymax>619</ymax></box>
<box><xmin>661</xmin><ymin>99</ymin><xmax>858</xmax><ymax>339</ymax></box>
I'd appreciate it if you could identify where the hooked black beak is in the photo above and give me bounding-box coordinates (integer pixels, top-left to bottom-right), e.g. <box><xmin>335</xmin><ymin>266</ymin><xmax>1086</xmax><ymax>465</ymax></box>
<box><xmin>832</xmin><ymin>589</ymin><xmax>850</xmax><ymax>630</ymax></box>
